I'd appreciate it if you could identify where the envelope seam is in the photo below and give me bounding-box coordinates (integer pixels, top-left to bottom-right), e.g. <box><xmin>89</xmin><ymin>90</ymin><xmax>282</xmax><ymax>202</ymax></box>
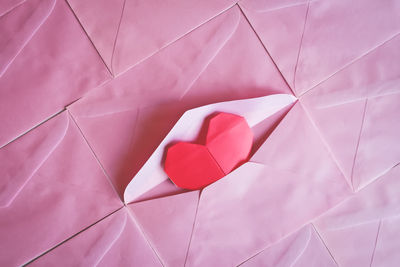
<box><xmin>64</xmin><ymin>0</ymin><xmax>113</xmax><ymax>77</ymax></box>
<box><xmin>183</xmin><ymin>193</ymin><xmax>201</xmax><ymax>266</ymax></box>
<box><xmin>356</xmin><ymin>162</ymin><xmax>400</xmax><ymax>192</ymax></box>
<box><xmin>369</xmin><ymin>219</ymin><xmax>382</xmax><ymax>267</ymax></box>
<box><xmin>238</xmin><ymin>4</ymin><xmax>296</xmax><ymax>97</ymax></box>
<box><xmin>93</xmin><ymin>211</ymin><xmax>128</xmax><ymax>266</ymax></box>
<box><xmin>113</xmin><ymin>2</ymin><xmax>238</xmax><ymax>78</ymax></box>
<box><xmin>350</xmin><ymin>99</ymin><xmax>368</xmax><ymax>192</ymax></box>
<box><xmin>22</xmin><ymin>206</ymin><xmax>124</xmax><ymax>266</ymax></box>
<box><xmin>179</xmin><ymin>6</ymin><xmax>241</xmax><ymax>100</ymax></box>
<box><xmin>292</xmin><ymin>0</ymin><xmax>310</xmax><ymax>95</ymax></box>
<box><xmin>299</xmin><ymin>101</ymin><xmax>353</xmax><ymax>191</ymax></box>
<box><xmin>68</xmin><ymin>110</ymin><xmax>123</xmax><ymax>203</ymax></box>
<box><xmin>0</xmin><ymin>106</ymin><xmax>66</xmax><ymax>149</ymax></box>
<box><xmin>299</xmin><ymin>31</ymin><xmax>400</xmax><ymax>98</ymax></box>
<box><xmin>316</xmin><ymin>90</ymin><xmax>400</xmax><ymax>109</ymax></box>
<box><xmin>310</xmin><ymin>224</ymin><xmax>340</xmax><ymax>266</ymax></box>
<box><xmin>109</xmin><ymin>0</ymin><xmax>126</xmax><ymax>76</ymax></box>
<box><xmin>0</xmin><ymin>0</ymin><xmax>56</xmax><ymax>77</ymax></box>
<box><xmin>125</xmin><ymin>207</ymin><xmax>166</xmax><ymax>266</ymax></box>
<box><xmin>0</xmin><ymin>0</ymin><xmax>27</xmax><ymax>17</ymax></box>
<box><xmin>288</xmin><ymin>226</ymin><xmax>313</xmax><ymax>267</ymax></box>
<box><xmin>0</xmin><ymin>111</ymin><xmax>69</xmax><ymax>208</ymax></box>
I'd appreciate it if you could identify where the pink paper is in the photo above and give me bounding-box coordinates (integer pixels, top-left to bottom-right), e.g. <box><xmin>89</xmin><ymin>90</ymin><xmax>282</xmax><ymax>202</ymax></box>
<box><xmin>30</xmin><ymin>208</ymin><xmax>161</xmax><ymax>266</ymax></box>
<box><xmin>240</xmin><ymin>225</ymin><xmax>336</xmax><ymax>266</ymax></box>
<box><xmin>66</xmin><ymin>0</ymin><xmax>237</xmax><ymax>76</ymax></box>
<box><xmin>314</xmin><ymin>164</ymin><xmax>400</xmax><ymax>266</ymax></box>
<box><xmin>68</xmin><ymin>6</ymin><xmax>292</xmax><ymax>199</ymax></box>
<box><xmin>0</xmin><ymin>0</ymin><xmax>110</xmax><ymax>147</ymax></box>
<box><xmin>239</xmin><ymin>0</ymin><xmax>400</xmax><ymax>95</ymax></box>
<box><xmin>1</xmin><ymin>0</ymin><xmax>399</xmax><ymax>265</ymax></box>
<box><xmin>0</xmin><ymin>111</ymin><xmax>121</xmax><ymax>266</ymax></box>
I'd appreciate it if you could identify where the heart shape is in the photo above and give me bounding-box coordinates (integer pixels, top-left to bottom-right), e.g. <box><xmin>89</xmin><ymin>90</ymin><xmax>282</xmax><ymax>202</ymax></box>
<box><xmin>164</xmin><ymin>112</ymin><xmax>253</xmax><ymax>190</ymax></box>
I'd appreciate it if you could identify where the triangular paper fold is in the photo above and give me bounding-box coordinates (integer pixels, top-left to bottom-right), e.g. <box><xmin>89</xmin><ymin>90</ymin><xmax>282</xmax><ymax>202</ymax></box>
<box><xmin>0</xmin><ymin>0</ymin><xmax>55</xmax><ymax>76</ymax></box>
<box><xmin>66</xmin><ymin>0</ymin><xmax>238</xmax><ymax>75</ymax></box>
<box><xmin>0</xmin><ymin>112</ymin><xmax>69</xmax><ymax>207</ymax></box>
<box><xmin>30</xmin><ymin>208</ymin><xmax>161</xmax><ymax>266</ymax></box>
<box><xmin>129</xmin><ymin>191</ymin><xmax>199</xmax><ymax>267</ymax></box>
<box><xmin>240</xmin><ymin>225</ymin><xmax>336</xmax><ymax>267</ymax></box>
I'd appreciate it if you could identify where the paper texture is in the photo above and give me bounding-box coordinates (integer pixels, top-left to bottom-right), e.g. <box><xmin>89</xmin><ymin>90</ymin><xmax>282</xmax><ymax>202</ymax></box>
<box><xmin>1</xmin><ymin>0</ymin><xmax>399</xmax><ymax>265</ymax></box>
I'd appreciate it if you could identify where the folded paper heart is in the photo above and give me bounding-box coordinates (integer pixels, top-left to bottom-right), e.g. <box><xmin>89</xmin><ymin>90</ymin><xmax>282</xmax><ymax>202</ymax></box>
<box><xmin>164</xmin><ymin>112</ymin><xmax>253</xmax><ymax>189</ymax></box>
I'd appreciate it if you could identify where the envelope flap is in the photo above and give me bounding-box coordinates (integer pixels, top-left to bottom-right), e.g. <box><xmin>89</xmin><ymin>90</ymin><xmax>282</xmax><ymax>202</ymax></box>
<box><xmin>239</xmin><ymin>0</ymin><xmax>309</xmax><ymax>92</ymax></box>
<box><xmin>81</xmin><ymin>209</ymin><xmax>128</xmax><ymax>266</ymax></box>
<box><xmin>67</xmin><ymin>0</ymin><xmax>238</xmax><ymax>75</ymax></box>
<box><xmin>0</xmin><ymin>112</ymin><xmax>69</xmax><ymax>207</ymax></box>
<box><xmin>0</xmin><ymin>0</ymin><xmax>55</xmax><ymax>76</ymax></box>
<box><xmin>240</xmin><ymin>225</ymin><xmax>336</xmax><ymax>267</ymax></box>
<box><xmin>241</xmin><ymin>225</ymin><xmax>313</xmax><ymax>266</ymax></box>
<box><xmin>129</xmin><ymin>191</ymin><xmax>199</xmax><ymax>266</ymax></box>
<box><xmin>123</xmin><ymin>94</ymin><xmax>296</xmax><ymax>204</ymax></box>
<box><xmin>372</xmin><ymin>215</ymin><xmax>400</xmax><ymax>266</ymax></box>
<box><xmin>251</xmin><ymin>102</ymin><xmax>349</xmax><ymax>187</ymax></box>
<box><xmin>0</xmin><ymin>1</ymin><xmax>24</xmax><ymax>16</ymax></box>
<box><xmin>301</xmin><ymin>97</ymin><xmax>367</xmax><ymax>185</ymax></box>
<box><xmin>66</xmin><ymin>0</ymin><xmax>124</xmax><ymax>70</ymax></box>
<box><xmin>30</xmin><ymin>208</ymin><xmax>161</xmax><ymax>266</ymax></box>
<box><xmin>316</xmin><ymin>220</ymin><xmax>380</xmax><ymax>267</ymax></box>
<box><xmin>185</xmin><ymin>160</ymin><xmax>349</xmax><ymax>266</ymax></box>
<box><xmin>69</xmin><ymin>6</ymin><xmax>241</xmax><ymax>119</ymax></box>
<box><xmin>312</xmin><ymin>167</ymin><xmax>400</xmax><ymax>266</ymax></box>
<box><xmin>315</xmin><ymin>165</ymin><xmax>400</xmax><ymax>230</ymax></box>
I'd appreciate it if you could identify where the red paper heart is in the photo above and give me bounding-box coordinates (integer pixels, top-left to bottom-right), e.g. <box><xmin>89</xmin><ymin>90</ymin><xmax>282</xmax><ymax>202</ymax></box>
<box><xmin>164</xmin><ymin>112</ymin><xmax>253</xmax><ymax>190</ymax></box>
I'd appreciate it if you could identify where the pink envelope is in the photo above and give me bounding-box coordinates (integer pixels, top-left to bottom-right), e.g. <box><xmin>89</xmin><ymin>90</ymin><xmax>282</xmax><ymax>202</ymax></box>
<box><xmin>68</xmin><ymin>5</ymin><xmax>293</xmax><ymax>199</ymax></box>
<box><xmin>30</xmin><ymin>95</ymin><xmax>350</xmax><ymax>266</ymax></box>
<box><xmin>313</xmin><ymin>164</ymin><xmax>400</xmax><ymax>267</ymax></box>
<box><xmin>3</xmin><ymin>0</ymin><xmax>398</xmax><ymax>265</ymax></box>
<box><xmin>0</xmin><ymin>111</ymin><xmax>122</xmax><ymax>266</ymax></box>
<box><xmin>239</xmin><ymin>0</ymin><xmax>400</xmax><ymax>95</ymax></box>
<box><xmin>240</xmin><ymin>224</ymin><xmax>336</xmax><ymax>266</ymax></box>
<box><xmin>30</xmin><ymin>208</ymin><xmax>162</xmax><ymax>267</ymax></box>
<box><xmin>121</xmin><ymin>98</ymin><xmax>351</xmax><ymax>266</ymax></box>
<box><xmin>0</xmin><ymin>0</ymin><xmax>110</xmax><ymax>147</ymax></box>
<box><xmin>66</xmin><ymin>0</ymin><xmax>238</xmax><ymax>76</ymax></box>
<box><xmin>299</xmin><ymin>34</ymin><xmax>400</xmax><ymax>192</ymax></box>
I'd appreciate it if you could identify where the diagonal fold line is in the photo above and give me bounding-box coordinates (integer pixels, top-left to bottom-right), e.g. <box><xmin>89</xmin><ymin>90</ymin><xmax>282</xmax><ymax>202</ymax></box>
<box><xmin>300</xmin><ymin>31</ymin><xmax>400</xmax><ymax>98</ymax></box>
<box><xmin>350</xmin><ymin>98</ymin><xmax>368</xmax><ymax>191</ymax></box>
<box><xmin>93</xmin><ymin>212</ymin><xmax>128</xmax><ymax>266</ymax></box>
<box><xmin>126</xmin><ymin>207</ymin><xmax>166</xmax><ymax>266</ymax></box>
<box><xmin>288</xmin><ymin>227</ymin><xmax>313</xmax><ymax>267</ymax></box>
<box><xmin>238</xmin><ymin>4</ymin><xmax>296</xmax><ymax>97</ymax></box>
<box><xmin>0</xmin><ymin>115</ymin><xmax>69</xmax><ymax>207</ymax></box>
<box><xmin>299</xmin><ymin>101</ymin><xmax>353</xmax><ymax>191</ymax></box>
<box><xmin>293</xmin><ymin>0</ymin><xmax>310</xmax><ymax>94</ymax></box>
<box><xmin>64</xmin><ymin>0</ymin><xmax>113</xmax><ymax>77</ymax></box>
<box><xmin>311</xmin><ymin>224</ymin><xmax>339</xmax><ymax>266</ymax></box>
<box><xmin>369</xmin><ymin>219</ymin><xmax>382</xmax><ymax>267</ymax></box>
<box><xmin>179</xmin><ymin>7</ymin><xmax>241</xmax><ymax>100</ymax></box>
<box><xmin>183</xmin><ymin>193</ymin><xmax>201</xmax><ymax>266</ymax></box>
<box><xmin>22</xmin><ymin>207</ymin><xmax>124</xmax><ymax>266</ymax></box>
<box><xmin>109</xmin><ymin>0</ymin><xmax>126</xmax><ymax>76</ymax></box>
<box><xmin>68</xmin><ymin>110</ymin><xmax>123</xmax><ymax>203</ymax></box>
<box><xmin>0</xmin><ymin>0</ymin><xmax>26</xmax><ymax>17</ymax></box>
<box><xmin>114</xmin><ymin>2</ymin><xmax>238</xmax><ymax>78</ymax></box>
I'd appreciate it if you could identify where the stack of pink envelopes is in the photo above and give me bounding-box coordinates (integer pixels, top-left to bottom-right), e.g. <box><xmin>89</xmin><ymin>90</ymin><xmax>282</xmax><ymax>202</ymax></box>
<box><xmin>1</xmin><ymin>0</ymin><xmax>399</xmax><ymax>266</ymax></box>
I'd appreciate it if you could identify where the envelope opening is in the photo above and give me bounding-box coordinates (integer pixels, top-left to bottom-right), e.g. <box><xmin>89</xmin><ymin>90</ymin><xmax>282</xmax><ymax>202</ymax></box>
<box><xmin>123</xmin><ymin>94</ymin><xmax>297</xmax><ymax>204</ymax></box>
